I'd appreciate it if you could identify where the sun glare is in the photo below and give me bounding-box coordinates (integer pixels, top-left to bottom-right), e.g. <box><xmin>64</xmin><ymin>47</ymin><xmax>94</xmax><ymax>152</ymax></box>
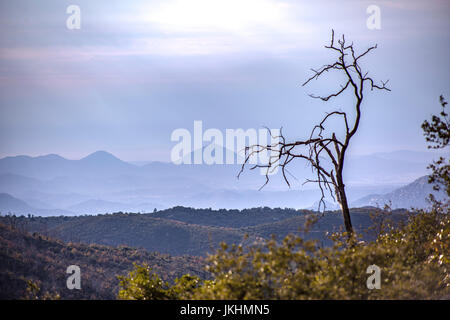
<box><xmin>145</xmin><ymin>0</ymin><xmax>286</xmax><ymax>33</ymax></box>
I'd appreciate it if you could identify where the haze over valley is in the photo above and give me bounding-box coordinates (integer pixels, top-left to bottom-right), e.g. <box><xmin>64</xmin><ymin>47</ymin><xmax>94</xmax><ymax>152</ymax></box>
<box><xmin>0</xmin><ymin>149</ymin><xmax>446</xmax><ymax>216</ymax></box>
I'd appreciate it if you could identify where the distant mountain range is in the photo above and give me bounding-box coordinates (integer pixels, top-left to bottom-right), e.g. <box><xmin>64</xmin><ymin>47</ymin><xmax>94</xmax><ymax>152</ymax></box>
<box><xmin>0</xmin><ymin>193</ymin><xmax>73</xmax><ymax>216</ymax></box>
<box><xmin>352</xmin><ymin>175</ymin><xmax>447</xmax><ymax>209</ymax></box>
<box><xmin>0</xmin><ymin>150</ymin><xmax>446</xmax><ymax>215</ymax></box>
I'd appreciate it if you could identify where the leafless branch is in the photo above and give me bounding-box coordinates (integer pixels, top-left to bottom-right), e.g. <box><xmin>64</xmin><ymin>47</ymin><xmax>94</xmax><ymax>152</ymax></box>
<box><xmin>238</xmin><ymin>30</ymin><xmax>391</xmax><ymax>234</ymax></box>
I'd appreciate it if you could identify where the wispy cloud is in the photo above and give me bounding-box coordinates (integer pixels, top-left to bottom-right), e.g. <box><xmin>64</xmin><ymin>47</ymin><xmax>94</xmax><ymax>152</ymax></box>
<box><xmin>0</xmin><ymin>0</ymin><xmax>449</xmax><ymax>159</ymax></box>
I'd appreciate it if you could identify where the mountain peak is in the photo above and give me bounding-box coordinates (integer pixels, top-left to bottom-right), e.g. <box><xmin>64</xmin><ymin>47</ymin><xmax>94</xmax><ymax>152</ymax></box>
<box><xmin>35</xmin><ymin>154</ymin><xmax>66</xmax><ymax>161</ymax></box>
<box><xmin>81</xmin><ymin>151</ymin><xmax>121</xmax><ymax>162</ymax></box>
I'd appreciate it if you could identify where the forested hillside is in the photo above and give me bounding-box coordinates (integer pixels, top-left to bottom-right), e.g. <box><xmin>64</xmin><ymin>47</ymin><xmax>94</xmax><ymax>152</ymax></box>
<box><xmin>0</xmin><ymin>222</ymin><xmax>207</xmax><ymax>299</ymax></box>
<box><xmin>0</xmin><ymin>207</ymin><xmax>408</xmax><ymax>256</ymax></box>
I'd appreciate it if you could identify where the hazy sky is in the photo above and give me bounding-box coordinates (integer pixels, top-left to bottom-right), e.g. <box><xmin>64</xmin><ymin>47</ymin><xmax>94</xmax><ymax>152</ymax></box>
<box><xmin>0</xmin><ymin>0</ymin><xmax>449</xmax><ymax>161</ymax></box>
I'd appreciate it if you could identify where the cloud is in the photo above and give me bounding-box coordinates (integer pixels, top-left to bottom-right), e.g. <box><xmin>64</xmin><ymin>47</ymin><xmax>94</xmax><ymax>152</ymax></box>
<box><xmin>0</xmin><ymin>0</ymin><xmax>449</xmax><ymax>160</ymax></box>
<box><xmin>142</xmin><ymin>0</ymin><xmax>288</xmax><ymax>33</ymax></box>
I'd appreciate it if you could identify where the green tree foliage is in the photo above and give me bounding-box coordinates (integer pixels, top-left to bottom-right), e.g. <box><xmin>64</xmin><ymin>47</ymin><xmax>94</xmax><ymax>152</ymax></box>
<box><xmin>117</xmin><ymin>264</ymin><xmax>172</xmax><ymax>300</ymax></box>
<box><xmin>118</xmin><ymin>205</ymin><xmax>449</xmax><ymax>299</ymax></box>
<box><xmin>117</xmin><ymin>263</ymin><xmax>203</xmax><ymax>300</ymax></box>
<box><xmin>422</xmin><ymin>95</ymin><xmax>450</xmax><ymax>196</ymax></box>
<box><xmin>24</xmin><ymin>280</ymin><xmax>60</xmax><ymax>300</ymax></box>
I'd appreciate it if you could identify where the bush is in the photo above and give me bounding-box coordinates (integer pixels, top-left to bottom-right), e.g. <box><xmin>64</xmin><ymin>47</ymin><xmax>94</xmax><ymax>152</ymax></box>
<box><xmin>118</xmin><ymin>202</ymin><xmax>449</xmax><ymax>300</ymax></box>
<box><xmin>117</xmin><ymin>263</ymin><xmax>203</xmax><ymax>300</ymax></box>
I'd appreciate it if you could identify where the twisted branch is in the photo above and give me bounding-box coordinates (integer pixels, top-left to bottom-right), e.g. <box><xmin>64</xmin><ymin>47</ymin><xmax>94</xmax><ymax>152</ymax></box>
<box><xmin>238</xmin><ymin>30</ymin><xmax>390</xmax><ymax>229</ymax></box>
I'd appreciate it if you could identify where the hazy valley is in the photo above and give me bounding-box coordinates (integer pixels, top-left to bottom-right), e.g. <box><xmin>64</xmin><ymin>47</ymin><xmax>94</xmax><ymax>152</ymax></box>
<box><xmin>0</xmin><ymin>150</ymin><xmax>446</xmax><ymax>216</ymax></box>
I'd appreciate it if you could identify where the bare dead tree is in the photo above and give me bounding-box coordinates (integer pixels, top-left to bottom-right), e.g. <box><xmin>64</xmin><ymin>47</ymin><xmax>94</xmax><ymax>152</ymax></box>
<box><xmin>238</xmin><ymin>30</ymin><xmax>390</xmax><ymax>235</ymax></box>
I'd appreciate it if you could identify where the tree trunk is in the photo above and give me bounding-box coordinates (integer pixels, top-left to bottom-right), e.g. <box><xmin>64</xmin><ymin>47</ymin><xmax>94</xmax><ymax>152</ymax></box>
<box><xmin>337</xmin><ymin>185</ymin><xmax>353</xmax><ymax>234</ymax></box>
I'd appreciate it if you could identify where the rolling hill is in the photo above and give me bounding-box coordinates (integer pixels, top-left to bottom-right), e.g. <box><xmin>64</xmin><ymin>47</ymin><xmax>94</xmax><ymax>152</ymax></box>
<box><xmin>0</xmin><ymin>222</ymin><xmax>207</xmax><ymax>299</ymax></box>
<box><xmin>1</xmin><ymin>206</ymin><xmax>409</xmax><ymax>256</ymax></box>
<box><xmin>4</xmin><ymin>212</ymin><xmax>258</xmax><ymax>256</ymax></box>
<box><xmin>0</xmin><ymin>206</ymin><xmax>412</xmax><ymax>300</ymax></box>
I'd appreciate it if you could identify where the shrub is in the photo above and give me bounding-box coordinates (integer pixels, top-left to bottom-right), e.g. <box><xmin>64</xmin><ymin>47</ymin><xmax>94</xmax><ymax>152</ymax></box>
<box><xmin>118</xmin><ymin>202</ymin><xmax>449</xmax><ymax>300</ymax></box>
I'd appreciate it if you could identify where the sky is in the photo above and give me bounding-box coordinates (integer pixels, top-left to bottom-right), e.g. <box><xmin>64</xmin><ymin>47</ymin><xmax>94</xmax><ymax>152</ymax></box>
<box><xmin>0</xmin><ymin>0</ymin><xmax>449</xmax><ymax>161</ymax></box>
